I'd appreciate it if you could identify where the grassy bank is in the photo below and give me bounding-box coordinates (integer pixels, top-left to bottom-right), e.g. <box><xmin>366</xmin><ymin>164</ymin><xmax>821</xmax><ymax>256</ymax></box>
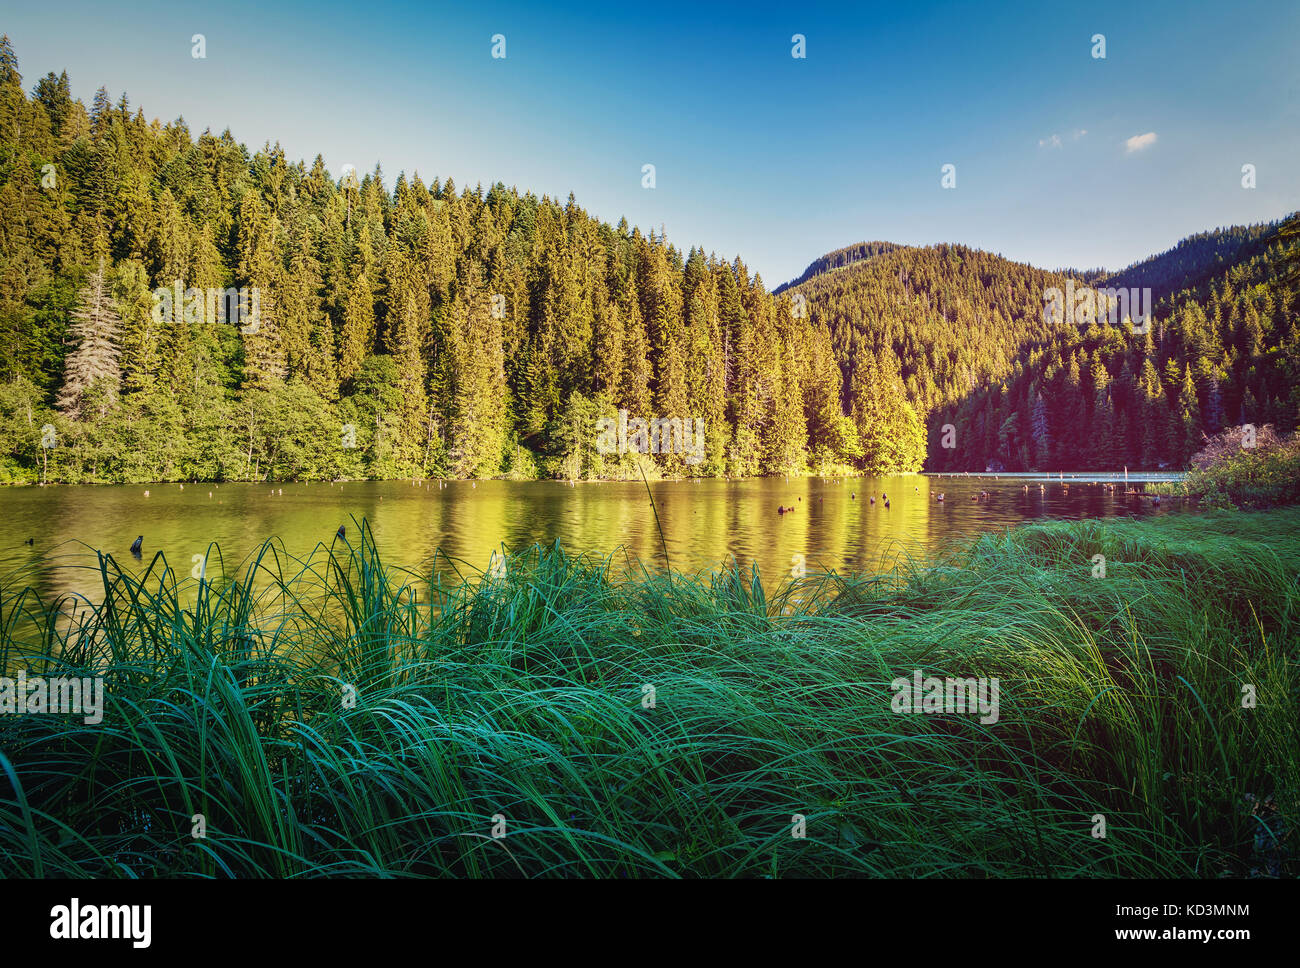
<box><xmin>1</xmin><ymin>510</ymin><xmax>1296</xmax><ymax>878</ymax></box>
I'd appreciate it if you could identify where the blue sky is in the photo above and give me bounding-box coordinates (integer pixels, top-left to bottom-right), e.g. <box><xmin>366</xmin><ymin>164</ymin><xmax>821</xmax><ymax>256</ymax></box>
<box><xmin>6</xmin><ymin>0</ymin><xmax>1298</xmax><ymax>285</ymax></box>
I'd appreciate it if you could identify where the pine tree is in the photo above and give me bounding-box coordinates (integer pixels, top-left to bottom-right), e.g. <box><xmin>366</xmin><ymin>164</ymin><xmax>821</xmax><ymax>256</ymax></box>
<box><xmin>618</xmin><ymin>276</ymin><xmax>652</xmax><ymax>417</ymax></box>
<box><xmin>383</xmin><ymin>250</ymin><xmax>432</xmax><ymax>473</ymax></box>
<box><xmin>236</xmin><ymin>190</ymin><xmax>285</xmax><ymax>388</ymax></box>
<box><xmin>446</xmin><ymin>266</ymin><xmax>505</xmax><ymax>477</ymax></box>
<box><xmin>591</xmin><ymin>294</ymin><xmax>624</xmax><ymax>401</ymax></box>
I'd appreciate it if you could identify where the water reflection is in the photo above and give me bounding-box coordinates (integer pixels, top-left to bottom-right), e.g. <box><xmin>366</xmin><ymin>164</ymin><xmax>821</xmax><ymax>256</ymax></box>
<box><xmin>0</xmin><ymin>474</ymin><xmax>1185</xmax><ymax>605</ymax></box>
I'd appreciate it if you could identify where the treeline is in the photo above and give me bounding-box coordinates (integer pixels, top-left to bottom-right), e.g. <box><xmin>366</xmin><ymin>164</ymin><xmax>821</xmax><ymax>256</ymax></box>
<box><xmin>0</xmin><ymin>37</ymin><xmax>926</xmax><ymax>484</ymax></box>
<box><xmin>782</xmin><ymin>222</ymin><xmax>1299</xmax><ymax>472</ymax></box>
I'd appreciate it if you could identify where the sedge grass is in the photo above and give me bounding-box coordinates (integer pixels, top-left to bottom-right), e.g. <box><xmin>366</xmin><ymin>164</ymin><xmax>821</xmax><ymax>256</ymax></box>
<box><xmin>0</xmin><ymin>511</ymin><xmax>1296</xmax><ymax>878</ymax></box>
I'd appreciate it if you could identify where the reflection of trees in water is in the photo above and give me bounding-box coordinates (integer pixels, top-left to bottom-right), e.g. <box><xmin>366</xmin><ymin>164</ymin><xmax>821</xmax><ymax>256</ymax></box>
<box><xmin>0</xmin><ymin>477</ymin><xmax>1180</xmax><ymax>643</ymax></box>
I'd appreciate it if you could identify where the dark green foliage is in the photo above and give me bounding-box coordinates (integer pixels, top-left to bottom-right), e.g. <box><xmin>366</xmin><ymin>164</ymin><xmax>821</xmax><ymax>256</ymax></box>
<box><xmin>1154</xmin><ymin>430</ymin><xmax>1300</xmax><ymax>509</ymax></box>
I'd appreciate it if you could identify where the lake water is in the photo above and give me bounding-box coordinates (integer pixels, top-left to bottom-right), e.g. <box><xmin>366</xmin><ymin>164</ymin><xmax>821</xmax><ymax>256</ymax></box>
<box><xmin>0</xmin><ymin>473</ymin><xmax>1185</xmax><ymax>604</ymax></box>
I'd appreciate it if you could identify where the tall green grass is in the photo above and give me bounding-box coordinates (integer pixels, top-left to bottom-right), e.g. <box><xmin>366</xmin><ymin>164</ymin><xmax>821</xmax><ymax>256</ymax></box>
<box><xmin>0</xmin><ymin>512</ymin><xmax>1295</xmax><ymax>878</ymax></box>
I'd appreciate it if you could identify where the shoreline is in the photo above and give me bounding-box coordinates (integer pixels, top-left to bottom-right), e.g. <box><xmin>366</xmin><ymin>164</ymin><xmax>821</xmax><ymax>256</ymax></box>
<box><xmin>1</xmin><ymin>468</ymin><xmax>1188</xmax><ymax>488</ymax></box>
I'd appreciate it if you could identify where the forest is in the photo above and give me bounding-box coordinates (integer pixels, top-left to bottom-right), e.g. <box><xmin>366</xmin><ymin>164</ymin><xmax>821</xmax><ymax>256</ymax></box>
<box><xmin>924</xmin><ymin>222</ymin><xmax>1300</xmax><ymax>471</ymax></box>
<box><xmin>789</xmin><ymin>222</ymin><xmax>1298</xmax><ymax>473</ymax></box>
<box><xmin>0</xmin><ymin>36</ymin><xmax>1294</xmax><ymax>483</ymax></box>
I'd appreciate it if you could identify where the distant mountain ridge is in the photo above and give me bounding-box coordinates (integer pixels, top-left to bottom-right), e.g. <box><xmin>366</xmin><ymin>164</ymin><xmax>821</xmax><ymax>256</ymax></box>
<box><xmin>1096</xmin><ymin>219</ymin><xmax>1285</xmax><ymax>303</ymax></box>
<box><xmin>773</xmin><ymin>241</ymin><xmax>901</xmax><ymax>294</ymax></box>
<box><xmin>780</xmin><ymin>219</ymin><xmax>1287</xmax><ymax>300</ymax></box>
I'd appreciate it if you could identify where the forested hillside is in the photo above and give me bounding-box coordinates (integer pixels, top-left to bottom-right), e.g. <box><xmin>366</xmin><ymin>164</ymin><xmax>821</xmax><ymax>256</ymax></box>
<box><xmin>1098</xmin><ymin>221</ymin><xmax>1283</xmax><ymax>304</ymax></box>
<box><xmin>0</xmin><ymin>38</ymin><xmax>915</xmax><ymax>484</ymax></box>
<box><xmin>0</xmin><ymin>37</ymin><xmax>1294</xmax><ymax>483</ymax></box>
<box><xmin>783</xmin><ymin>220</ymin><xmax>1299</xmax><ymax>472</ymax></box>
<box><xmin>924</xmin><ymin>222</ymin><xmax>1298</xmax><ymax>471</ymax></box>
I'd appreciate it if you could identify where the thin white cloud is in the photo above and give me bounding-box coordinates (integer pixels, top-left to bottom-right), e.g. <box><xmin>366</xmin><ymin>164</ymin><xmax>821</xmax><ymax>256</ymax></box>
<box><xmin>1124</xmin><ymin>132</ymin><xmax>1158</xmax><ymax>153</ymax></box>
<box><xmin>1039</xmin><ymin>129</ymin><xmax>1086</xmax><ymax>149</ymax></box>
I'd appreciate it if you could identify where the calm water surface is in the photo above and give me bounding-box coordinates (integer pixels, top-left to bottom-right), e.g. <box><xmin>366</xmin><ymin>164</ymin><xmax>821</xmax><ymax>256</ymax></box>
<box><xmin>0</xmin><ymin>473</ymin><xmax>1186</xmax><ymax>603</ymax></box>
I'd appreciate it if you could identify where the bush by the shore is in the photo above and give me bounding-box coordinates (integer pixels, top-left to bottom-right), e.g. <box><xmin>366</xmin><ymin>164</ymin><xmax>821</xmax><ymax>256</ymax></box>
<box><xmin>1153</xmin><ymin>425</ymin><xmax>1300</xmax><ymax>509</ymax></box>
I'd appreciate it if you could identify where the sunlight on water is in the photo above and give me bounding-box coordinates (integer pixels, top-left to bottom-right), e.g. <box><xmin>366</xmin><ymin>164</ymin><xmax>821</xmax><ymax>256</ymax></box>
<box><xmin>0</xmin><ymin>474</ymin><xmax>1186</xmax><ymax>603</ymax></box>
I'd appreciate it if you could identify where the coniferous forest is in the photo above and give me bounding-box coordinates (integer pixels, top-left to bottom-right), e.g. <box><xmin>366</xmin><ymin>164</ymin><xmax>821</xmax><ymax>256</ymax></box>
<box><xmin>0</xmin><ymin>36</ymin><xmax>1295</xmax><ymax>484</ymax></box>
<box><xmin>793</xmin><ymin>224</ymin><xmax>1300</xmax><ymax>473</ymax></box>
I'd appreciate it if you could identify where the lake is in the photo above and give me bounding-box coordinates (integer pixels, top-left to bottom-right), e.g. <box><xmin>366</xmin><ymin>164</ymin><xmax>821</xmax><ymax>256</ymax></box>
<box><xmin>0</xmin><ymin>472</ymin><xmax>1185</xmax><ymax>604</ymax></box>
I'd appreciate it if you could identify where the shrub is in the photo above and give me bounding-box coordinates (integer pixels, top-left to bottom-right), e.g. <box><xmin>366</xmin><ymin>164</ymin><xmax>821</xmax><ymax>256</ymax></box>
<box><xmin>1181</xmin><ymin>428</ymin><xmax>1300</xmax><ymax>509</ymax></box>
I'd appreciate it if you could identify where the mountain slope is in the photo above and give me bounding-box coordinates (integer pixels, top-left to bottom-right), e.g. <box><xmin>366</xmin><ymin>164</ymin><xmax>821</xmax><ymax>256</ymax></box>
<box><xmin>1099</xmin><ymin>220</ymin><xmax>1284</xmax><ymax>304</ymax></box>
<box><xmin>783</xmin><ymin>218</ymin><xmax>1299</xmax><ymax>472</ymax></box>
